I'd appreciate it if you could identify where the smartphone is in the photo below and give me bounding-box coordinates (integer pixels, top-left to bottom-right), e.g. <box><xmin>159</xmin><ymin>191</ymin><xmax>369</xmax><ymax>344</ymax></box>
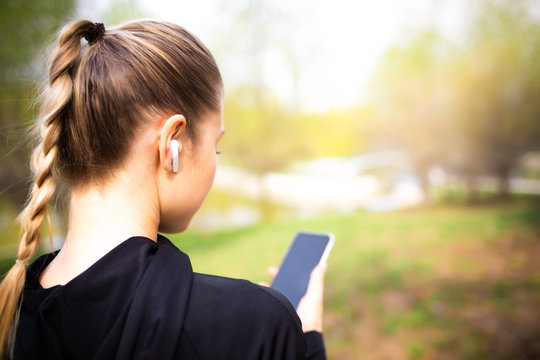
<box><xmin>271</xmin><ymin>231</ymin><xmax>334</xmax><ymax>309</ymax></box>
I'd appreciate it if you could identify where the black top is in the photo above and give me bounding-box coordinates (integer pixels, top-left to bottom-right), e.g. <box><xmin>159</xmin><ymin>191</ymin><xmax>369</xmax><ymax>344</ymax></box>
<box><xmin>13</xmin><ymin>235</ymin><xmax>326</xmax><ymax>359</ymax></box>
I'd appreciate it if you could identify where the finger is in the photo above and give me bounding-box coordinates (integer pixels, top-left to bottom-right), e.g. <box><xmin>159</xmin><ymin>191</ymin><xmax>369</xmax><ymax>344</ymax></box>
<box><xmin>311</xmin><ymin>263</ymin><xmax>327</xmax><ymax>282</ymax></box>
<box><xmin>258</xmin><ymin>281</ymin><xmax>270</xmax><ymax>287</ymax></box>
<box><xmin>296</xmin><ymin>263</ymin><xmax>328</xmax><ymax>333</ymax></box>
<box><xmin>267</xmin><ymin>266</ymin><xmax>279</xmax><ymax>279</ymax></box>
<box><xmin>305</xmin><ymin>263</ymin><xmax>327</xmax><ymax>296</ymax></box>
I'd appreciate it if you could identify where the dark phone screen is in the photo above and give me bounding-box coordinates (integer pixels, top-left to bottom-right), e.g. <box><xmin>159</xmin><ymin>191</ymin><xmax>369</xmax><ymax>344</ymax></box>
<box><xmin>271</xmin><ymin>233</ymin><xmax>330</xmax><ymax>309</ymax></box>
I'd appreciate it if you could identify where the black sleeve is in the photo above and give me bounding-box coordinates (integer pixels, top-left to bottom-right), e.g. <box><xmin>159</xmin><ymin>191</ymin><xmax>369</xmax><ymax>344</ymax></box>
<box><xmin>180</xmin><ymin>274</ymin><xmax>307</xmax><ymax>359</ymax></box>
<box><xmin>304</xmin><ymin>331</ymin><xmax>326</xmax><ymax>360</ymax></box>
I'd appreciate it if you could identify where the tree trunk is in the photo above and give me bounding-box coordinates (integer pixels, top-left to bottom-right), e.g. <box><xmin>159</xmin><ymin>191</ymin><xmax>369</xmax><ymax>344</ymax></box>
<box><xmin>419</xmin><ymin>171</ymin><xmax>432</xmax><ymax>205</ymax></box>
<box><xmin>257</xmin><ymin>174</ymin><xmax>275</xmax><ymax>222</ymax></box>
<box><xmin>496</xmin><ymin>167</ymin><xmax>511</xmax><ymax>200</ymax></box>
<box><xmin>465</xmin><ymin>174</ymin><xmax>479</xmax><ymax>203</ymax></box>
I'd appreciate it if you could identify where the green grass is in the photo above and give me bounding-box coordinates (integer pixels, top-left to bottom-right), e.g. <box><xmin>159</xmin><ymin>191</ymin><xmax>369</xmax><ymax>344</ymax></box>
<box><xmin>171</xmin><ymin>197</ymin><xmax>540</xmax><ymax>359</ymax></box>
<box><xmin>1</xmin><ymin>196</ymin><xmax>539</xmax><ymax>359</ymax></box>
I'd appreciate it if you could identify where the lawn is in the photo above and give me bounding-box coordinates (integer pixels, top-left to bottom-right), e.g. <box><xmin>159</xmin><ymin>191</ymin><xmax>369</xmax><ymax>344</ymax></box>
<box><xmin>170</xmin><ymin>196</ymin><xmax>540</xmax><ymax>360</ymax></box>
<box><xmin>1</xmin><ymin>196</ymin><xmax>539</xmax><ymax>359</ymax></box>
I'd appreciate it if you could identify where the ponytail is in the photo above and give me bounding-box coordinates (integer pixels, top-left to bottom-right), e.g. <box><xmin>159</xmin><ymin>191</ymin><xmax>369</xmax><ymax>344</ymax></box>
<box><xmin>0</xmin><ymin>16</ymin><xmax>222</xmax><ymax>357</ymax></box>
<box><xmin>0</xmin><ymin>20</ymin><xmax>97</xmax><ymax>359</ymax></box>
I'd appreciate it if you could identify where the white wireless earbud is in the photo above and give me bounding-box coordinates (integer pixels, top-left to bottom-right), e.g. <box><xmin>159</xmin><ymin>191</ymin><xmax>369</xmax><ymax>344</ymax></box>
<box><xmin>170</xmin><ymin>139</ymin><xmax>179</xmax><ymax>173</ymax></box>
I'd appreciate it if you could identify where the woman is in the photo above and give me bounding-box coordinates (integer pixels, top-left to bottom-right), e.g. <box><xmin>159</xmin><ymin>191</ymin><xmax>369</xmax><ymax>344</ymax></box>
<box><xmin>0</xmin><ymin>20</ymin><xmax>327</xmax><ymax>359</ymax></box>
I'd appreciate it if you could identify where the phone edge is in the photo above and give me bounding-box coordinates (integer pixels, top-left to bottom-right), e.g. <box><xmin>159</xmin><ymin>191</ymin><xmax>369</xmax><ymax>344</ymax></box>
<box><xmin>319</xmin><ymin>232</ymin><xmax>335</xmax><ymax>265</ymax></box>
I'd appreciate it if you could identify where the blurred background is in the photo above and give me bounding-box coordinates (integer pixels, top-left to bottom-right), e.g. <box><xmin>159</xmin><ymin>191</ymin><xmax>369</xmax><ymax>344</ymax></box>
<box><xmin>1</xmin><ymin>0</ymin><xmax>540</xmax><ymax>358</ymax></box>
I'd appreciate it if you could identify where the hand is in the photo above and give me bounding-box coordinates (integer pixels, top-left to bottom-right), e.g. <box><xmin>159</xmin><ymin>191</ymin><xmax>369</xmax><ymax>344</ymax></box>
<box><xmin>296</xmin><ymin>263</ymin><xmax>327</xmax><ymax>333</ymax></box>
<box><xmin>261</xmin><ymin>264</ymin><xmax>327</xmax><ymax>333</ymax></box>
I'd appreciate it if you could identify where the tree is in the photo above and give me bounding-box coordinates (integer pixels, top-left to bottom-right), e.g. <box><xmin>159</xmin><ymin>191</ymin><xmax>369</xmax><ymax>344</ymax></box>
<box><xmin>0</xmin><ymin>0</ymin><xmax>75</xmax><ymax>207</ymax></box>
<box><xmin>369</xmin><ymin>31</ymin><xmax>454</xmax><ymax>202</ymax></box>
<box><xmin>450</xmin><ymin>2</ymin><xmax>540</xmax><ymax>197</ymax></box>
<box><xmin>369</xmin><ymin>1</ymin><xmax>540</xmax><ymax>201</ymax></box>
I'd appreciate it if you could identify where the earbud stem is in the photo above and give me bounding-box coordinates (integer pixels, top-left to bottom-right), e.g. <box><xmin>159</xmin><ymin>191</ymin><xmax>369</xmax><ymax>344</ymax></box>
<box><xmin>171</xmin><ymin>139</ymin><xmax>179</xmax><ymax>173</ymax></box>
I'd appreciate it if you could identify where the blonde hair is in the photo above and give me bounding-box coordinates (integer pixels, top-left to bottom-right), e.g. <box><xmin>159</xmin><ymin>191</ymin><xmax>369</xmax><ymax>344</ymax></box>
<box><xmin>0</xmin><ymin>19</ymin><xmax>222</xmax><ymax>358</ymax></box>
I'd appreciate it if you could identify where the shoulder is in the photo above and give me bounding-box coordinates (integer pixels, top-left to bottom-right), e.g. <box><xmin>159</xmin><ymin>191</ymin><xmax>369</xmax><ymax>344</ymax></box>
<box><xmin>179</xmin><ymin>273</ymin><xmax>306</xmax><ymax>359</ymax></box>
<box><xmin>191</xmin><ymin>273</ymin><xmax>298</xmax><ymax>321</ymax></box>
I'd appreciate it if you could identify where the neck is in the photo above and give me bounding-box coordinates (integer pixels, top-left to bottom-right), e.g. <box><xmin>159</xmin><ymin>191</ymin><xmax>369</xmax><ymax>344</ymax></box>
<box><xmin>59</xmin><ymin>169</ymin><xmax>160</xmax><ymax>276</ymax></box>
<box><xmin>71</xmin><ymin>186</ymin><xmax>157</xmax><ymax>239</ymax></box>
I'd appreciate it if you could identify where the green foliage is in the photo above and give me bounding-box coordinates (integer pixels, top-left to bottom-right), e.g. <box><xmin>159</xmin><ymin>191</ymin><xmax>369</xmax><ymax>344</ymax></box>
<box><xmin>216</xmin><ymin>0</ymin><xmax>371</xmax><ymax>175</ymax></box>
<box><xmin>453</xmin><ymin>2</ymin><xmax>540</xmax><ymax>174</ymax></box>
<box><xmin>104</xmin><ymin>0</ymin><xmax>147</xmax><ymax>24</ymax></box>
<box><xmin>370</xmin><ymin>30</ymin><xmax>453</xmax><ymax>187</ymax></box>
<box><xmin>0</xmin><ymin>0</ymin><xmax>75</xmax><ymax>206</ymax></box>
<box><xmin>369</xmin><ymin>1</ymin><xmax>540</xmax><ymax>199</ymax></box>
<box><xmin>222</xmin><ymin>86</ymin><xmax>302</xmax><ymax>174</ymax></box>
<box><xmin>0</xmin><ymin>0</ymin><xmax>74</xmax><ymax>86</ymax></box>
<box><xmin>295</xmin><ymin>106</ymin><xmax>371</xmax><ymax>159</ymax></box>
<box><xmin>407</xmin><ymin>342</ymin><xmax>424</xmax><ymax>359</ymax></box>
<box><xmin>222</xmin><ymin>85</ymin><xmax>370</xmax><ymax>174</ymax></box>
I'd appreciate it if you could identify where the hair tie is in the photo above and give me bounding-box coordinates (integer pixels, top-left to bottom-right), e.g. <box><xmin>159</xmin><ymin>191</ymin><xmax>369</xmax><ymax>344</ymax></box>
<box><xmin>85</xmin><ymin>22</ymin><xmax>105</xmax><ymax>45</ymax></box>
<box><xmin>15</xmin><ymin>259</ymin><xmax>27</xmax><ymax>267</ymax></box>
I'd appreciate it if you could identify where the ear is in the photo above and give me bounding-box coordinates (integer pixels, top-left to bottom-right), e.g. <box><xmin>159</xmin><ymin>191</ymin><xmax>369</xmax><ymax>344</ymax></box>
<box><xmin>158</xmin><ymin>114</ymin><xmax>186</xmax><ymax>172</ymax></box>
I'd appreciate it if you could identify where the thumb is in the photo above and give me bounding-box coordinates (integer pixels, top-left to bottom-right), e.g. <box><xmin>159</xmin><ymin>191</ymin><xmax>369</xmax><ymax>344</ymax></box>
<box><xmin>306</xmin><ymin>263</ymin><xmax>327</xmax><ymax>295</ymax></box>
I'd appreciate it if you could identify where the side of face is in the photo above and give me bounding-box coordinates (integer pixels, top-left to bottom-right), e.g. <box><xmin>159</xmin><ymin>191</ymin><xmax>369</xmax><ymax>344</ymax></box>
<box><xmin>157</xmin><ymin>110</ymin><xmax>224</xmax><ymax>233</ymax></box>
